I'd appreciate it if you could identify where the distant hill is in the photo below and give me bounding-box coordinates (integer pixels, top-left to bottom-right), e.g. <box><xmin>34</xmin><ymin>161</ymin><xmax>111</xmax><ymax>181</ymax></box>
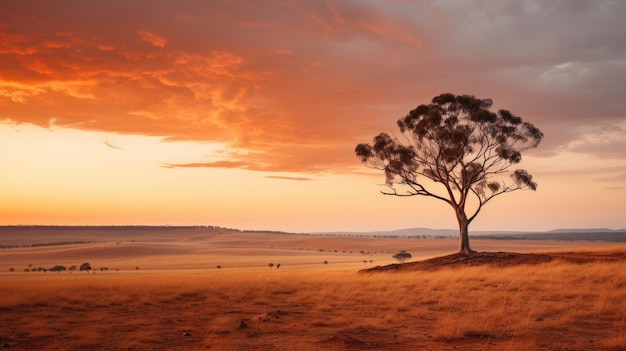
<box><xmin>547</xmin><ymin>228</ymin><xmax>621</xmax><ymax>233</ymax></box>
<box><xmin>475</xmin><ymin>230</ymin><xmax>626</xmax><ymax>242</ymax></box>
<box><xmin>315</xmin><ymin>227</ymin><xmax>460</xmax><ymax>237</ymax></box>
<box><xmin>2</xmin><ymin>226</ymin><xmax>626</xmax><ymax>248</ymax></box>
<box><xmin>316</xmin><ymin>227</ymin><xmax>626</xmax><ymax>242</ymax></box>
<box><xmin>315</xmin><ymin>227</ymin><xmax>537</xmax><ymax>237</ymax></box>
<box><xmin>0</xmin><ymin>225</ymin><xmax>287</xmax><ymax>247</ymax></box>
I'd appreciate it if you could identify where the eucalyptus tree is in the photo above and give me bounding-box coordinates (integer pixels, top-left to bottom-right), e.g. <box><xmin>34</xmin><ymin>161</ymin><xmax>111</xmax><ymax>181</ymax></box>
<box><xmin>356</xmin><ymin>93</ymin><xmax>543</xmax><ymax>255</ymax></box>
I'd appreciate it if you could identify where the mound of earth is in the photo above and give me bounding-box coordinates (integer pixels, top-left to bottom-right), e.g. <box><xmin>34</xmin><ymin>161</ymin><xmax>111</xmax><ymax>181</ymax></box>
<box><xmin>361</xmin><ymin>250</ymin><xmax>626</xmax><ymax>273</ymax></box>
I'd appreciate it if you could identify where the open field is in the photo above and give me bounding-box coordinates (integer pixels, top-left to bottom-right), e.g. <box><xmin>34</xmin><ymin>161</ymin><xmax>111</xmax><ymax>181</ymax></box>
<box><xmin>1</xmin><ymin>226</ymin><xmax>621</xmax><ymax>272</ymax></box>
<box><xmin>2</xmin><ymin>228</ymin><xmax>626</xmax><ymax>350</ymax></box>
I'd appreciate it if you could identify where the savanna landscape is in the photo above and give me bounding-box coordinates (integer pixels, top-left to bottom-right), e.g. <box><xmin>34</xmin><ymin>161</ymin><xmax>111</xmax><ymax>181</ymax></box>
<box><xmin>2</xmin><ymin>226</ymin><xmax>626</xmax><ymax>350</ymax></box>
<box><xmin>3</xmin><ymin>2</ymin><xmax>626</xmax><ymax>351</ymax></box>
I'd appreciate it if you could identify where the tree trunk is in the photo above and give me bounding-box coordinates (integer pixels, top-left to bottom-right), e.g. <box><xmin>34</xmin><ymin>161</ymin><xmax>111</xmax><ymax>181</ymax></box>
<box><xmin>457</xmin><ymin>212</ymin><xmax>473</xmax><ymax>255</ymax></box>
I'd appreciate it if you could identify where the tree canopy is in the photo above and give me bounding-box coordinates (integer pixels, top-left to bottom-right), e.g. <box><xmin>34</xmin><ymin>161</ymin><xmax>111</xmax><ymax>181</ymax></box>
<box><xmin>356</xmin><ymin>93</ymin><xmax>543</xmax><ymax>254</ymax></box>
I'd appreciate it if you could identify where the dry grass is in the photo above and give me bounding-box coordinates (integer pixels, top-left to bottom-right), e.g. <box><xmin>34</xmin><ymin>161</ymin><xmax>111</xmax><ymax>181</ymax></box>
<box><xmin>2</xmin><ymin>250</ymin><xmax>626</xmax><ymax>350</ymax></box>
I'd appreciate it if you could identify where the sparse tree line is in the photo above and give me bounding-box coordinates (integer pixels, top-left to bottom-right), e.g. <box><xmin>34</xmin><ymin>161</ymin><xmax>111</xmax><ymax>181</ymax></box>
<box><xmin>0</xmin><ymin>241</ymin><xmax>93</xmax><ymax>249</ymax></box>
<box><xmin>370</xmin><ymin>235</ymin><xmax>452</xmax><ymax>239</ymax></box>
<box><xmin>299</xmin><ymin>248</ymin><xmax>396</xmax><ymax>255</ymax></box>
<box><xmin>8</xmin><ymin>251</ymin><xmax>411</xmax><ymax>273</ymax></box>
<box><xmin>8</xmin><ymin>262</ymin><xmax>125</xmax><ymax>273</ymax></box>
<box><xmin>215</xmin><ymin>258</ymin><xmax>378</xmax><ymax>269</ymax></box>
<box><xmin>295</xmin><ymin>234</ymin><xmax>452</xmax><ymax>239</ymax></box>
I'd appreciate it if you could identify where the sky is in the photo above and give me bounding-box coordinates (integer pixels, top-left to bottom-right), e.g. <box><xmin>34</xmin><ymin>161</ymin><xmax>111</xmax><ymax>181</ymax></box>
<box><xmin>1</xmin><ymin>0</ymin><xmax>625</xmax><ymax>233</ymax></box>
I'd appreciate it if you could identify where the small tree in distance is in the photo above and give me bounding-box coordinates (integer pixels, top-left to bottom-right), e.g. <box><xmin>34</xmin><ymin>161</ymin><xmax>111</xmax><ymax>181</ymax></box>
<box><xmin>49</xmin><ymin>265</ymin><xmax>67</xmax><ymax>273</ymax></box>
<box><xmin>393</xmin><ymin>250</ymin><xmax>413</xmax><ymax>264</ymax></box>
<box><xmin>79</xmin><ymin>262</ymin><xmax>91</xmax><ymax>273</ymax></box>
<box><xmin>356</xmin><ymin>93</ymin><xmax>543</xmax><ymax>255</ymax></box>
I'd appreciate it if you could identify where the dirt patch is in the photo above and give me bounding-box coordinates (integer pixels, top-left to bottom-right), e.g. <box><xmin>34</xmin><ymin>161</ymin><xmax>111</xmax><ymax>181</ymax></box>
<box><xmin>319</xmin><ymin>332</ymin><xmax>380</xmax><ymax>349</ymax></box>
<box><xmin>360</xmin><ymin>250</ymin><xmax>626</xmax><ymax>273</ymax></box>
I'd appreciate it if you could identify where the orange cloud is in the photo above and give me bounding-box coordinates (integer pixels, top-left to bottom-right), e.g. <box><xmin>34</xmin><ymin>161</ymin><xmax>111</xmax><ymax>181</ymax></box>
<box><xmin>1</xmin><ymin>0</ymin><xmax>624</xmax><ymax>180</ymax></box>
<box><xmin>137</xmin><ymin>29</ymin><xmax>168</xmax><ymax>48</ymax></box>
<box><xmin>0</xmin><ymin>2</ymin><xmax>432</xmax><ymax>177</ymax></box>
<box><xmin>164</xmin><ymin>160</ymin><xmax>257</xmax><ymax>170</ymax></box>
<box><xmin>265</xmin><ymin>175</ymin><xmax>314</xmax><ymax>181</ymax></box>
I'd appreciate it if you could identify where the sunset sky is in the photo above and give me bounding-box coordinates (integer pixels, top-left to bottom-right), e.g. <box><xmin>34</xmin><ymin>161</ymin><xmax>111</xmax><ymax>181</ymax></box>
<box><xmin>1</xmin><ymin>1</ymin><xmax>625</xmax><ymax>233</ymax></box>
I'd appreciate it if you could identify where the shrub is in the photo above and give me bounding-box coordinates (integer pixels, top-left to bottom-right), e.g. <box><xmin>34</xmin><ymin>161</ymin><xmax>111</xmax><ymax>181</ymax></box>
<box><xmin>49</xmin><ymin>265</ymin><xmax>67</xmax><ymax>273</ymax></box>
<box><xmin>393</xmin><ymin>250</ymin><xmax>413</xmax><ymax>264</ymax></box>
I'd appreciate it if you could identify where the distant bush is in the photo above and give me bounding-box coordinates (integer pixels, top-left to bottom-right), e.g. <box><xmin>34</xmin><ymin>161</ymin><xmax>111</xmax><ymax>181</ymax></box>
<box><xmin>49</xmin><ymin>265</ymin><xmax>67</xmax><ymax>273</ymax></box>
<box><xmin>80</xmin><ymin>263</ymin><xmax>92</xmax><ymax>272</ymax></box>
<box><xmin>393</xmin><ymin>250</ymin><xmax>412</xmax><ymax>264</ymax></box>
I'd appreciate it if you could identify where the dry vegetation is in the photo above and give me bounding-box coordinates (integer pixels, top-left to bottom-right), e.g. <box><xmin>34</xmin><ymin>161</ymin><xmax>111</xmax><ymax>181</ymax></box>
<box><xmin>2</xmin><ymin>246</ymin><xmax>626</xmax><ymax>350</ymax></box>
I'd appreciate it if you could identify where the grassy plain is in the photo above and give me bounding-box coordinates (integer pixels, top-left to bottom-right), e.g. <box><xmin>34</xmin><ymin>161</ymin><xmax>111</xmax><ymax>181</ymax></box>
<box><xmin>1</xmin><ymin>229</ymin><xmax>626</xmax><ymax>350</ymax></box>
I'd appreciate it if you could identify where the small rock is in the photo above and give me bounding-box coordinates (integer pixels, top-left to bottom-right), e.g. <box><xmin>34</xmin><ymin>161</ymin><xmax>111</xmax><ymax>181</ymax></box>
<box><xmin>2</xmin><ymin>342</ymin><xmax>9</xmax><ymax>348</ymax></box>
<box><xmin>182</xmin><ymin>332</ymin><xmax>191</xmax><ymax>337</ymax></box>
<box><xmin>239</xmin><ymin>320</ymin><xmax>249</xmax><ymax>329</ymax></box>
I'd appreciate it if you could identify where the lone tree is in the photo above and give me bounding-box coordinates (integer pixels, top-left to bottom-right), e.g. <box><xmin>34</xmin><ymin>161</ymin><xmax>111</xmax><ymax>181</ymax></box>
<box><xmin>393</xmin><ymin>250</ymin><xmax>413</xmax><ymax>264</ymax></box>
<box><xmin>356</xmin><ymin>93</ymin><xmax>543</xmax><ymax>255</ymax></box>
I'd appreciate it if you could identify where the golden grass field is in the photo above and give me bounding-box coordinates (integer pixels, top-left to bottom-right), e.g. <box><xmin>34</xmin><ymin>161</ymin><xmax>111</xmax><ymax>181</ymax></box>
<box><xmin>1</xmin><ymin>227</ymin><xmax>626</xmax><ymax>350</ymax></box>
